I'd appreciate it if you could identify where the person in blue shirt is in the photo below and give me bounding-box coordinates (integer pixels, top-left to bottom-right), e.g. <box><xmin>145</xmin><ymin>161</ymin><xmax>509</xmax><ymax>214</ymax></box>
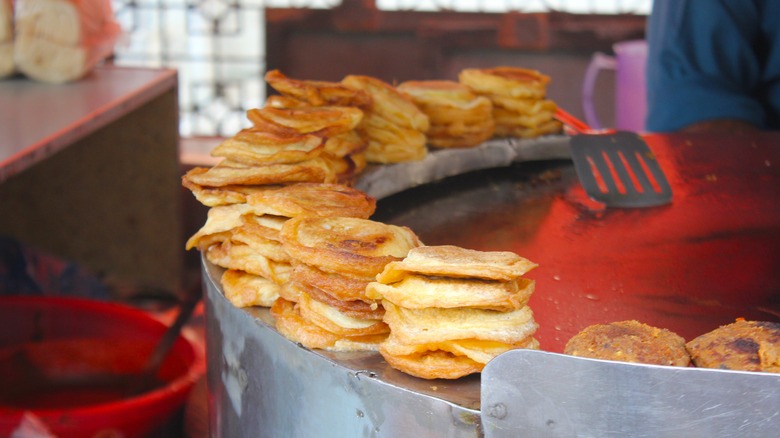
<box><xmin>646</xmin><ymin>0</ymin><xmax>780</xmax><ymax>133</ymax></box>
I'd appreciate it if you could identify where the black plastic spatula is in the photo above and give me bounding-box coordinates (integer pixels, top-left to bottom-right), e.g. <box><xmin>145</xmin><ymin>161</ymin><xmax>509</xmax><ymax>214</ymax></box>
<box><xmin>555</xmin><ymin>108</ymin><xmax>672</xmax><ymax>208</ymax></box>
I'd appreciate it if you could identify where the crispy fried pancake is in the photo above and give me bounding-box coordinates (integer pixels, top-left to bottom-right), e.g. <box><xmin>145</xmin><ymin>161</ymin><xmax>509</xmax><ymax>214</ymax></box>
<box><xmin>230</xmin><ymin>225</ymin><xmax>291</xmax><ymax>263</ymax></box>
<box><xmin>238</xmin><ymin>213</ymin><xmax>286</xmax><ymax>242</ymax></box>
<box><xmin>184</xmin><ymin>157</ymin><xmax>339</xmax><ymax>187</ymax></box>
<box><xmin>564</xmin><ymin>320</ymin><xmax>691</xmax><ymax>367</ymax></box>
<box><xmin>488</xmin><ymin>95</ymin><xmax>557</xmax><ymax>115</ymax></box>
<box><xmin>291</xmin><ymin>261</ymin><xmax>374</xmax><ymax>302</ymax></box>
<box><xmin>210</xmin><ymin>127</ymin><xmax>325</xmax><ymax>165</ymax></box>
<box><xmin>397</xmin><ymin>80</ymin><xmax>492</xmax><ymax>112</ymax></box>
<box><xmin>459</xmin><ymin>66</ymin><xmax>551</xmax><ymax>100</ymax></box>
<box><xmin>206</xmin><ymin>241</ymin><xmax>292</xmax><ymax>284</ymax></box>
<box><xmin>246</xmin><ymin>183</ymin><xmax>376</xmax><ymax>219</ymax></box>
<box><xmin>342</xmin><ymin>75</ymin><xmax>430</xmax><ymax>132</ymax></box>
<box><xmin>376</xmin><ymin>245</ymin><xmax>537</xmax><ymax>283</ymax></box>
<box><xmin>265</xmin><ymin>69</ymin><xmax>372</xmax><ymax>108</ymax></box>
<box><xmin>246</xmin><ymin>106</ymin><xmax>364</xmax><ymax>138</ymax></box>
<box><xmin>686</xmin><ymin>320</ymin><xmax>780</xmax><ymax>373</ymax></box>
<box><xmin>366</xmin><ymin>275</ymin><xmax>534</xmax><ymax>311</ymax></box>
<box><xmin>270</xmin><ymin>298</ymin><xmax>387</xmax><ymax>352</ymax></box>
<box><xmin>397</xmin><ymin>80</ymin><xmax>495</xmax><ymax>149</ymax></box>
<box><xmin>281</xmin><ymin>216</ymin><xmax>422</xmax><ymax>278</ymax></box>
<box><xmin>324</xmin><ymin>130</ymin><xmax>367</xmax><ymax>158</ymax></box>
<box><xmin>296</xmin><ymin>280</ymin><xmax>383</xmax><ymax>320</ymax></box>
<box><xmin>381</xmin><ymin>300</ymin><xmax>538</xmax><ymax>345</ymax></box>
<box><xmin>378</xmin><ymin>348</ymin><xmax>484</xmax><ymax>380</ymax></box>
<box><xmin>492</xmin><ymin>106</ymin><xmax>557</xmax><ymax>129</ymax></box>
<box><xmin>494</xmin><ymin>119</ymin><xmax>563</xmax><ymax>138</ymax></box>
<box><xmin>221</xmin><ymin>269</ymin><xmax>280</xmax><ymax>308</ymax></box>
<box><xmin>359</xmin><ymin>119</ymin><xmax>428</xmax><ymax>163</ymax></box>
<box><xmin>186</xmin><ymin>204</ymin><xmax>254</xmax><ymax>250</ymax></box>
<box><xmin>265</xmin><ymin>94</ymin><xmax>308</xmax><ymax>109</ymax></box>
<box><xmin>181</xmin><ymin>169</ymin><xmax>281</xmax><ymax>206</ymax></box>
<box><xmin>297</xmin><ymin>290</ymin><xmax>389</xmax><ymax>337</ymax></box>
<box><xmin>381</xmin><ymin>333</ymin><xmax>539</xmax><ymax>365</ymax></box>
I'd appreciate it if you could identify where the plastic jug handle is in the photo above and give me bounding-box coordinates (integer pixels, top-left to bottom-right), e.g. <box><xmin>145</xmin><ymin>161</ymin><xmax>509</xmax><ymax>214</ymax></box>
<box><xmin>582</xmin><ymin>52</ymin><xmax>617</xmax><ymax>130</ymax></box>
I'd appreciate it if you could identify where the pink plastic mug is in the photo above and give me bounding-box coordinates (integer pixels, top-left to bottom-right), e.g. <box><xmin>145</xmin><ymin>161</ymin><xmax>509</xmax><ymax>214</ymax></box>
<box><xmin>582</xmin><ymin>39</ymin><xmax>648</xmax><ymax>132</ymax></box>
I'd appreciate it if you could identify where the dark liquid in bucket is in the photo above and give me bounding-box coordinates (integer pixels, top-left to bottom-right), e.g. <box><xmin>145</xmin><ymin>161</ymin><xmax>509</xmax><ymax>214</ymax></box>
<box><xmin>5</xmin><ymin>380</ymin><xmax>131</xmax><ymax>409</ymax></box>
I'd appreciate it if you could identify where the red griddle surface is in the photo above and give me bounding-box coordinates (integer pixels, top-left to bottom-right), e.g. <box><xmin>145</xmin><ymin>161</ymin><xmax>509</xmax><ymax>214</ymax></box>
<box><xmin>373</xmin><ymin>132</ymin><xmax>780</xmax><ymax>353</ymax></box>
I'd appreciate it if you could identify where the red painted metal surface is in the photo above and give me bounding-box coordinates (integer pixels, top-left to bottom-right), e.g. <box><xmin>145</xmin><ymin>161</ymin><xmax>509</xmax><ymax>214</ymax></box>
<box><xmin>374</xmin><ymin>132</ymin><xmax>780</xmax><ymax>353</ymax></box>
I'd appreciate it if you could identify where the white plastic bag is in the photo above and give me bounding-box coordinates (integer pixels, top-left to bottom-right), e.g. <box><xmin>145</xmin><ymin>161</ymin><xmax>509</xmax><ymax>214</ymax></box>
<box><xmin>0</xmin><ymin>0</ymin><xmax>13</xmax><ymax>78</ymax></box>
<box><xmin>13</xmin><ymin>0</ymin><xmax>122</xmax><ymax>83</ymax></box>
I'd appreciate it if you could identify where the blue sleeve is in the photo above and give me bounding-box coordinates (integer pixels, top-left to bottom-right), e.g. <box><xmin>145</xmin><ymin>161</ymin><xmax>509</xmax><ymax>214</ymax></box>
<box><xmin>646</xmin><ymin>0</ymin><xmax>774</xmax><ymax>132</ymax></box>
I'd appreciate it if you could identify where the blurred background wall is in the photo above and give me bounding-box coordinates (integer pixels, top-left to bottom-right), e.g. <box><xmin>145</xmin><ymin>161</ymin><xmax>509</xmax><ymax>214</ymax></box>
<box><xmin>110</xmin><ymin>0</ymin><xmax>649</xmax><ymax>138</ymax></box>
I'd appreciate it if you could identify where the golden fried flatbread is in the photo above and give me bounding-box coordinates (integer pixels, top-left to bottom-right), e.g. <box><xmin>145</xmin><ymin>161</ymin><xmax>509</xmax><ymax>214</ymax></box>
<box><xmin>396</xmin><ymin>79</ymin><xmax>477</xmax><ymax>103</ymax></box>
<box><xmin>395</xmin><ymin>82</ymin><xmax>496</xmax><ymax>150</ymax></box>
<box><xmin>359</xmin><ymin>116</ymin><xmax>428</xmax><ymax>164</ymax></box>
<box><xmin>366</xmin><ymin>276</ymin><xmax>534</xmax><ymax>311</ymax></box>
<box><xmin>246</xmin><ymin>106</ymin><xmax>364</xmax><ymax>138</ymax></box>
<box><xmin>427</xmin><ymin>132</ymin><xmax>494</xmax><ymax>149</ymax></box>
<box><xmin>381</xmin><ymin>333</ymin><xmax>540</xmax><ymax>365</ymax></box>
<box><xmin>264</xmin><ymin>94</ymin><xmax>308</xmax><ymax>109</ymax></box>
<box><xmin>342</xmin><ymin>74</ymin><xmax>430</xmax><ymax>132</ymax></box>
<box><xmin>492</xmin><ymin>107</ymin><xmax>556</xmax><ymax>129</ymax></box>
<box><xmin>459</xmin><ymin>66</ymin><xmax>550</xmax><ymax>100</ymax></box>
<box><xmin>297</xmin><ymin>290</ymin><xmax>388</xmax><ymax>337</ymax></box>
<box><xmin>265</xmin><ymin>69</ymin><xmax>372</xmax><ymax>108</ymax></box>
<box><xmin>182</xmin><ymin>169</ymin><xmax>282</xmax><ymax>206</ymax></box>
<box><xmin>494</xmin><ymin>119</ymin><xmax>563</xmax><ymax>139</ymax></box>
<box><xmin>281</xmin><ymin>216</ymin><xmax>423</xmax><ymax>278</ymax></box>
<box><xmin>206</xmin><ymin>240</ymin><xmax>292</xmax><ymax>284</ymax></box>
<box><xmin>376</xmin><ymin>245</ymin><xmax>537</xmax><ymax>283</ymax></box>
<box><xmin>291</xmin><ymin>261</ymin><xmax>374</xmax><ymax>303</ymax></box>
<box><xmin>299</xmin><ymin>280</ymin><xmax>383</xmax><ymax>320</ymax></box>
<box><xmin>424</xmin><ymin>118</ymin><xmax>495</xmax><ymax>137</ymax></box>
<box><xmin>381</xmin><ymin>300</ymin><xmax>538</xmax><ymax>345</ymax></box>
<box><xmin>270</xmin><ymin>298</ymin><xmax>387</xmax><ymax>352</ymax></box>
<box><xmin>487</xmin><ymin>95</ymin><xmax>557</xmax><ymax>114</ymax></box>
<box><xmin>238</xmin><ymin>213</ymin><xmax>287</xmax><ymax>242</ymax></box>
<box><xmin>230</xmin><ymin>225</ymin><xmax>291</xmax><ymax>263</ymax></box>
<box><xmin>379</xmin><ymin>348</ymin><xmax>484</xmax><ymax>380</ymax></box>
<box><xmin>221</xmin><ymin>269</ymin><xmax>280</xmax><ymax>308</ymax></box>
<box><xmin>324</xmin><ymin>130</ymin><xmax>367</xmax><ymax>158</ymax></box>
<box><xmin>210</xmin><ymin>127</ymin><xmax>324</xmax><ymax>165</ymax></box>
<box><xmin>424</xmin><ymin>118</ymin><xmax>495</xmax><ymax>149</ymax></box>
<box><xmin>185</xmin><ymin>204</ymin><xmax>255</xmax><ymax>250</ymax></box>
<box><xmin>246</xmin><ymin>183</ymin><xmax>376</xmax><ymax>219</ymax></box>
<box><xmin>184</xmin><ymin>157</ymin><xmax>339</xmax><ymax>187</ymax></box>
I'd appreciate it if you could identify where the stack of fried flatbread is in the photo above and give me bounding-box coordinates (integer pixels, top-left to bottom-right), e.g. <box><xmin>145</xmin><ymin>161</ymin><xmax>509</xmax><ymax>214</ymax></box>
<box><xmin>397</xmin><ymin>80</ymin><xmax>495</xmax><ymax>149</ymax></box>
<box><xmin>366</xmin><ymin>245</ymin><xmax>540</xmax><ymax>379</ymax></box>
<box><xmin>341</xmin><ymin>75</ymin><xmax>430</xmax><ymax>164</ymax></box>
<box><xmin>273</xmin><ymin>216</ymin><xmax>423</xmax><ymax>351</ymax></box>
<box><xmin>184</xmin><ymin>104</ymin><xmax>361</xmax><ymax>189</ymax></box>
<box><xmin>185</xmin><ymin>183</ymin><xmax>376</xmax><ymax>309</ymax></box>
<box><xmin>459</xmin><ymin>66</ymin><xmax>562</xmax><ymax>139</ymax></box>
<box><xmin>181</xmin><ymin>67</ymin><xmax>563</xmax><ymax>378</ymax></box>
<box><xmin>264</xmin><ymin>69</ymin><xmax>372</xmax><ymax>184</ymax></box>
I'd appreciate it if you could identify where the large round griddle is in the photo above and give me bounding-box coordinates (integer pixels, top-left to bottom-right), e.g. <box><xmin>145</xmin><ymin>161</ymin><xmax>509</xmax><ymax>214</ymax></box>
<box><xmin>204</xmin><ymin>133</ymin><xmax>780</xmax><ymax>437</ymax></box>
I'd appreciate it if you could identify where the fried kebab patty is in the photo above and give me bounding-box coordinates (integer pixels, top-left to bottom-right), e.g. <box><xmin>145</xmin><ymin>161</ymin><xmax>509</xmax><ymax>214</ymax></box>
<box><xmin>564</xmin><ymin>320</ymin><xmax>691</xmax><ymax>367</ymax></box>
<box><xmin>686</xmin><ymin>320</ymin><xmax>780</xmax><ymax>373</ymax></box>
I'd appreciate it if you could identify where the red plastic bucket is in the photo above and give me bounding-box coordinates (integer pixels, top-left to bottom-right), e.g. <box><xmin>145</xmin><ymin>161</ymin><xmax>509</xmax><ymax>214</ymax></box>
<box><xmin>0</xmin><ymin>295</ymin><xmax>205</xmax><ymax>438</ymax></box>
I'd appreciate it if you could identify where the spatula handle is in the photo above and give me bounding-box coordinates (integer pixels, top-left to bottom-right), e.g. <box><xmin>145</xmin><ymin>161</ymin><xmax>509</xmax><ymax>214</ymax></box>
<box><xmin>555</xmin><ymin>107</ymin><xmax>592</xmax><ymax>134</ymax></box>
